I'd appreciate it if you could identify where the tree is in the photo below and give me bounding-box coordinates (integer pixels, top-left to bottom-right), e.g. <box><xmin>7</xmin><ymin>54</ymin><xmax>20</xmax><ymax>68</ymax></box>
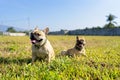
<box><xmin>6</xmin><ymin>27</ymin><xmax>16</xmax><ymax>32</ymax></box>
<box><xmin>104</xmin><ymin>14</ymin><xmax>117</xmax><ymax>28</ymax></box>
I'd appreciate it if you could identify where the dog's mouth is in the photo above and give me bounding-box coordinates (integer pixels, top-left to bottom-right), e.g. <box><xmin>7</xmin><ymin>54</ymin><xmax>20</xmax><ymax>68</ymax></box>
<box><xmin>76</xmin><ymin>44</ymin><xmax>83</xmax><ymax>49</ymax></box>
<box><xmin>31</xmin><ymin>39</ymin><xmax>43</xmax><ymax>44</ymax></box>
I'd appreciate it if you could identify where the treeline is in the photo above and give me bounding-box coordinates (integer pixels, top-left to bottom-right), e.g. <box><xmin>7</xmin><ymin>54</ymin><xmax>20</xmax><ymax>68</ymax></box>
<box><xmin>6</xmin><ymin>14</ymin><xmax>120</xmax><ymax>36</ymax></box>
<box><xmin>6</xmin><ymin>27</ymin><xmax>30</xmax><ymax>35</ymax></box>
<box><xmin>49</xmin><ymin>14</ymin><xmax>120</xmax><ymax>35</ymax></box>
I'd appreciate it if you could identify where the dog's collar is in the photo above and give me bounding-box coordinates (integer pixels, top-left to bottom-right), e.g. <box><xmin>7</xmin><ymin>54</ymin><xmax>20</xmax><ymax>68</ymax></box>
<box><xmin>34</xmin><ymin>38</ymin><xmax>47</xmax><ymax>48</ymax></box>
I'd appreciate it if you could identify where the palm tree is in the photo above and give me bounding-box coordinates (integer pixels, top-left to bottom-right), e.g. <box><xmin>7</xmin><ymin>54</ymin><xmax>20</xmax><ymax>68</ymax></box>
<box><xmin>104</xmin><ymin>14</ymin><xmax>117</xmax><ymax>28</ymax></box>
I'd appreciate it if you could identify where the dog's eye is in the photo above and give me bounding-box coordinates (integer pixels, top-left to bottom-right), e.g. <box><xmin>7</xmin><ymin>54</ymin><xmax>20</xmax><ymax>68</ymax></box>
<box><xmin>37</xmin><ymin>33</ymin><xmax>41</xmax><ymax>36</ymax></box>
<box><xmin>78</xmin><ymin>41</ymin><xmax>83</xmax><ymax>44</ymax></box>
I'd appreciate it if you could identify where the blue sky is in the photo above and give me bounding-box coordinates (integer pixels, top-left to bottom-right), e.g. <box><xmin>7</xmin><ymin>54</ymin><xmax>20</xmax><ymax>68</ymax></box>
<box><xmin>0</xmin><ymin>0</ymin><xmax>120</xmax><ymax>31</ymax></box>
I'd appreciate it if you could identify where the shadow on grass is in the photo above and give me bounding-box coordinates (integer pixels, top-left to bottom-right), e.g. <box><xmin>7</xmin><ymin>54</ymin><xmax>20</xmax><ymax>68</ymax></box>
<box><xmin>0</xmin><ymin>57</ymin><xmax>32</xmax><ymax>65</ymax></box>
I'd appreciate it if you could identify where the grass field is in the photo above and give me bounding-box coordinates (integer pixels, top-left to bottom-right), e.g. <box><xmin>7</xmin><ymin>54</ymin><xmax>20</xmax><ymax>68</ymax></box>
<box><xmin>0</xmin><ymin>35</ymin><xmax>120</xmax><ymax>80</ymax></box>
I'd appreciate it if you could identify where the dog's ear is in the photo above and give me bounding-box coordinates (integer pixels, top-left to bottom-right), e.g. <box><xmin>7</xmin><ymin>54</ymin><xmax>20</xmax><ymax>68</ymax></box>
<box><xmin>76</xmin><ymin>36</ymin><xmax>79</xmax><ymax>41</ymax></box>
<box><xmin>43</xmin><ymin>27</ymin><xmax>49</xmax><ymax>34</ymax></box>
<box><xmin>34</xmin><ymin>26</ymin><xmax>39</xmax><ymax>31</ymax></box>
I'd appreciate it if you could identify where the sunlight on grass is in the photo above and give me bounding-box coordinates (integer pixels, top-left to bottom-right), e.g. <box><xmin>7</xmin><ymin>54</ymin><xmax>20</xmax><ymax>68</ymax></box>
<box><xmin>0</xmin><ymin>36</ymin><xmax>120</xmax><ymax>80</ymax></box>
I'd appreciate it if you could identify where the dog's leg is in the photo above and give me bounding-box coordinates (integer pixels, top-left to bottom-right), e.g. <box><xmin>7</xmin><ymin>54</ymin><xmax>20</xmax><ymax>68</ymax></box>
<box><xmin>47</xmin><ymin>55</ymin><xmax>51</xmax><ymax>63</ymax></box>
<box><xmin>47</xmin><ymin>58</ymin><xmax>50</xmax><ymax>63</ymax></box>
<box><xmin>60</xmin><ymin>50</ymin><xmax>67</xmax><ymax>56</ymax></box>
<box><xmin>81</xmin><ymin>49</ymin><xmax>87</xmax><ymax>57</ymax></box>
<box><xmin>32</xmin><ymin>54</ymin><xmax>37</xmax><ymax>64</ymax></box>
<box><xmin>81</xmin><ymin>53</ymin><xmax>87</xmax><ymax>57</ymax></box>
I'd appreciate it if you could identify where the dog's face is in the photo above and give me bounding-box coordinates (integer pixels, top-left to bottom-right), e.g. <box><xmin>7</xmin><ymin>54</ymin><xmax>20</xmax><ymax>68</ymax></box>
<box><xmin>30</xmin><ymin>27</ymin><xmax>49</xmax><ymax>45</ymax></box>
<box><xmin>75</xmin><ymin>36</ymin><xmax>85</xmax><ymax>50</ymax></box>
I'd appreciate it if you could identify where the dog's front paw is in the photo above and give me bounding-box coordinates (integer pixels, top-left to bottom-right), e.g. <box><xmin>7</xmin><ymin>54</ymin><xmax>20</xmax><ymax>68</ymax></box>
<box><xmin>60</xmin><ymin>50</ymin><xmax>67</xmax><ymax>56</ymax></box>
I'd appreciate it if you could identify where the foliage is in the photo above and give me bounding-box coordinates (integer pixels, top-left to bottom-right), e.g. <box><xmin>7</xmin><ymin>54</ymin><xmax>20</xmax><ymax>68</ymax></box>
<box><xmin>104</xmin><ymin>23</ymin><xmax>115</xmax><ymax>29</ymax></box>
<box><xmin>0</xmin><ymin>36</ymin><xmax>120</xmax><ymax>80</ymax></box>
<box><xmin>22</xmin><ymin>30</ymin><xmax>30</xmax><ymax>35</ymax></box>
<box><xmin>91</xmin><ymin>26</ymin><xmax>101</xmax><ymax>30</ymax></box>
<box><xmin>104</xmin><ymin>14</ymin><xmax>117</xmax><ymax>28</ymax></box>
<box><xmin>106</xmin><ymin>14</ymin><xmax>116</xmax><ymax>23</ymax></box>
<box><xmin>6</xmin><ymin>27</ymin><xmax>16</xmax><ymax>32</ymax></box>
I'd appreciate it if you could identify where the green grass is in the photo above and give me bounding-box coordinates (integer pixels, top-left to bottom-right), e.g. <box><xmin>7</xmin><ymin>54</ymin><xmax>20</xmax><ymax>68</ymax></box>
<box><xmin>0</xmin><ymin>36</ymin><xmax>120</xmax><ymax>80</ymax></box>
